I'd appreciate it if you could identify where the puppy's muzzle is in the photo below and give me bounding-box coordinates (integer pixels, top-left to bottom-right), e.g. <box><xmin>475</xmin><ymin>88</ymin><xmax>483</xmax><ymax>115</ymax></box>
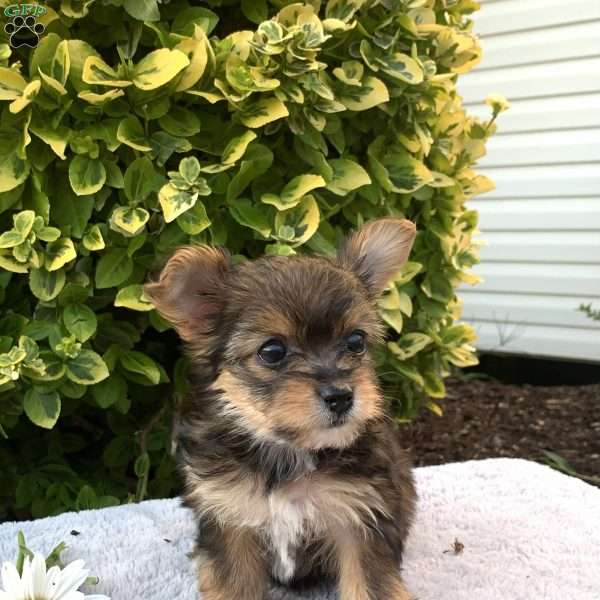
<box><xmin>319</xmin><ymin>385</ymin><xmax>354</xmax><ymax>418</ymax></box>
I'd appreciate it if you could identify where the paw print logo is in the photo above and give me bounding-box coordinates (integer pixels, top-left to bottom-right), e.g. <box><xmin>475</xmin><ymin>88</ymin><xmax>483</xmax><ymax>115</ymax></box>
<box><xmin>4</xmin><ymin>15</ymin><xmax>45</xmax><ymax>48</ymax></box>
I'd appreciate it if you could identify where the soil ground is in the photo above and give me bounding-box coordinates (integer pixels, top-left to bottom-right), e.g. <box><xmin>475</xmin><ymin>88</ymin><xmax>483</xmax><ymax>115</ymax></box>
<box><xmin>403</xmin><ymin>377</ymin><xmax>600</xmax><ymax>484</ymax></box>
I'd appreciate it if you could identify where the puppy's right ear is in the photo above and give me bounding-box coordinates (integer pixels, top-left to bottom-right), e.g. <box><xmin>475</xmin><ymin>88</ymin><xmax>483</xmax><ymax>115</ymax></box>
<box><xmin>144</xmin><ymin>245</ymin><xmax>230</xmax><ymax>342</ymax></box>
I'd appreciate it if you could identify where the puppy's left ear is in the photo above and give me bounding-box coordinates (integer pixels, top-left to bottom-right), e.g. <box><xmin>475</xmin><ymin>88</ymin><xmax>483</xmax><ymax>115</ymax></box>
<box><xmin>338</xmin><ymin>218</ymin><xmax>416</xmax><ymax>296</ymax></box>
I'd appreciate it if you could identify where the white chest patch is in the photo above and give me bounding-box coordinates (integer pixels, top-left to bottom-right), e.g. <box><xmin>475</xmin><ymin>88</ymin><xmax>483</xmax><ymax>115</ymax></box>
<box><xmin>267</xmin><ymin>477</ymin><xmax>321</xmax><ymax>583</ymax></box>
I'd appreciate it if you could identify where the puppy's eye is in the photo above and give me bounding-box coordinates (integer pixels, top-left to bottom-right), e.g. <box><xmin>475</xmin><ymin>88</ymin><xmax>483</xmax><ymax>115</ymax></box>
<box><xmin>258</xmin><ymin>339</ymin><xmax>287</xmax><ymax>364</ymax></box>
<box><xmin>346</xmin><ymin>330</ymin><xmax>366</xmax><ymax>354</ymax></box>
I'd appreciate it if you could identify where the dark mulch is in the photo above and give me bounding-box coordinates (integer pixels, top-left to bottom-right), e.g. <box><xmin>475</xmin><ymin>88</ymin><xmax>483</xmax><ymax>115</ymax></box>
<box><xmin>403</xmin><ymin>378</ymin><xmax>600</xmax><ymax>483</ymax></box>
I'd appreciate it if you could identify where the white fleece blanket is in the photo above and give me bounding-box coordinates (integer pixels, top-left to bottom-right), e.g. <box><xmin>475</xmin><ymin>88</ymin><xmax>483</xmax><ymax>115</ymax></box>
<box><xmin>1</xmin><ymin>458</ymin><xmax>599</xmax><ymax>600</ymax></box>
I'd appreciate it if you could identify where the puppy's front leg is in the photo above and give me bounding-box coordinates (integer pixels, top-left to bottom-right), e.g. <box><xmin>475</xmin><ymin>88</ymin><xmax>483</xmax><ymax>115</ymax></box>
<box><xmin>197</xmin><ymin>522</ymin><xmax>266</xmax><ymax>600</ymax></box>
<box><xmin>334</xmin><ymin>527</ymin><xmax>411</xmax><ymax>600</ymax></box>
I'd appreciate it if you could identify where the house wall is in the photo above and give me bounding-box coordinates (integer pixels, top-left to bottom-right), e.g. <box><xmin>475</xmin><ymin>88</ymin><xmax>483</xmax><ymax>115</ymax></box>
<box><xmin>459</xmin><ymin>0</ymin><xmax>600</xmax><ymax>363</ymax></box>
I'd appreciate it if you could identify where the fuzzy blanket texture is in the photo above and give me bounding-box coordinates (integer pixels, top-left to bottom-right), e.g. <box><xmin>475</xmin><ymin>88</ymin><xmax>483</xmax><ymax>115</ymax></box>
<box><xmin>1</xmin><ymin>458</ymin><xmax>599</xmax><ymax>600</ymax></box>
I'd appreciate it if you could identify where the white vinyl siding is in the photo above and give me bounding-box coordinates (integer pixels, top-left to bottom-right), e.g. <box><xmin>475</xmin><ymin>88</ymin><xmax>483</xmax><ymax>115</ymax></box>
<box><xmin>459</xmin><ymin>0</ymin><xmax>600</xmax><ymax>362</ymax></box>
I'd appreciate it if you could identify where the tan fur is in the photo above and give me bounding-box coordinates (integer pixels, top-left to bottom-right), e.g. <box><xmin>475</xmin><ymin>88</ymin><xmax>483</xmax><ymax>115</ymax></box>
<box><xmin>211</xmin><ymin>370</ymin><xmax>275</xmax><ymax>441</ymax></box>
<box><xmin>335</xmin><ymin>529</ymin><xmax>371</xmax><ymax>600</ymax></box>
<box><xmin>387</xmin><ymin>578</ymin><xmax>412</xmax><ymax>600</ymax></box>
<box><xmin>185</xmin><ymin>461</ymin><xmax>390</xmax><ymax>533</ymax></box>
<box><xmin>333</xmin><ymin>529</ymin><xmax>413</xmax><ymax>600</ymax></box>
<box><xmin>197</xmin><ymin>527</ymin><xmax>266</xmax><ymax>600</ymax></box>
<box><xmin>212</xmin><ymin>365</ymin><xmax>383</xmax><ymax>450</ymax></box>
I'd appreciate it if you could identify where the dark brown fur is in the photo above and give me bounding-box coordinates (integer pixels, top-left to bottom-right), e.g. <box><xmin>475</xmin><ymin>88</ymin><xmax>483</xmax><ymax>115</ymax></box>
<box><xmin>145</xmin><ymin>218</ymin><xmax>418</xmax><ymax>600</ymax></box>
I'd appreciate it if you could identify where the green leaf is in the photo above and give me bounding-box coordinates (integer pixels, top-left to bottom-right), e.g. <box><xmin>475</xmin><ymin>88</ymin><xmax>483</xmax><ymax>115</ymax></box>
<box><xmin>96</xmin><ymin>248</ymin><xmax>133</xmax><ymax>289</ymax></box>
<box><xmin>263</xmin><ymin>174</ymin><xmax>325</xmax><ymax>210</ymax></box>
<box><xmin>282</xmin><ymin>174</ymin><xmax>326</xmax><ymax>203</ymax></box>
<box><xmin>388</xmin><ymin>333</ymin><xmax>432</xmax><ymax>360</ymax></box>
<box><xmin>120</xmin><ymin>351</ymin><xmax>160</xmax><ymax>385</ymax></box>
<box><xmin>176</xmin><ymin>201</ymin><xmax>211</xmax><ymax>235</ymax></box>
<box><xmin>158</xmin><ymin>107</ymin><xmax>200</xmax><ymax>137</ymax></box>
<box><xmin>9</xmin><ymin>80</ymin><xmax>41</xmax><ymax>114</ymax></box>
<box><xmin>227</xmin><ymin>144</ymin><xmax>273</xmax><ymax>202</ymax></box>
<box><xmin>66</xmin><ymin>349</ymin><xmax>109</xmax><ymax>385</ymax></box>
<box><xmin>82</xmin><ymin>225</ymin><xmax>105</xmax><ymax>252</ymax></box>
<box><xmin>45</xmin><ymin>238</ymin><xmax>77</xmax><ymax>271</ymax></box>
<box><xmin>122</xmin><ymin>157</ymin><xmax>155</xmax><ymax>203</ymax></box>
<box><xmin>175</xmin><ymin>33</ymin><xmax>210</xmax><ymax>92</ymax></box>
<box><xmin>0</xmin><ymin>67</ymin><xmax>26</xmax><ymax>100</ymax></box>
<box><xmin>392</xmin><ymin>360</ymin><xmax>424</xmax><ymax>387</ymax></box>
<box><xmin>124</xmin><ymin>0</ymin><xmax>160</xmax><ymax>21</ymax></box>
<box><xmin>92</xmin><ymin>373</ymin><xmax>127</xmax><ymax>409</ymax></box>
<box><xmin>274</xmin><ymin>195</ymin><xmax>320</xmax><ymax>246</ymax></box>
<box><xmin>133</xmin><ymin>49</ymin><xmax>190</xmax><ymax>91</ymax></box>
<box><xmin>377</xmin><ymin>53</ymin><xmax>424</xmax><ymax>84</ymax></box>
<box><xmin>51</xmin><ymin>40</ymin><xmax>71</xmax><ymax>86</ymax></box>
<box><xmin>150</xmin><ymin>132</ymin><xmax>191</xmax><ymax>167</ymax></box>
<box><xmin>326</xmin><ymin>159</ymin><xmax>371</xmax><ymax>196</ymax></box>
<box><xmin>241</xmin><ymin>0</ymin><xmax>268</xmax><ymax>23</ymax></box>
<box><xmin>66</xmin><ymin>39</ymin><xmax>101</xmax><ymax>91</ymax></box>
<box><xmin>423</xmin><ymin>369</ymin><xmax>446</xmax><ymax>398</ymax></box>
<box><xmin>340</xmin><ymin>76</ymin><xmax>389</xmax><ymax>111</ymax></box>
<box><xmin>109</xmin><ymin>206</ymin><xmax>149</xmax><ymax>237</ymax></box>
<box><xmin>395</xmin><ymin>261</ymin><xmax>422</xmax><ymax>286</ymax></box>
<box><xmin>24</xmin><ymin>389</ymin><xmax>61</xmax><ymax>429</ymax></box>
<box><xmin>333</xmin><ymin>61</ymin><xmax>364</xmax><ymax>86</ymax></box>
<box><xmin>0</xmin><ymin>231</ymin><xmax>25</xmax><ymax>249</ymax></box>
<box><xmin>29</xmin><ymin>269</ymin><xmax>66</xmax><ymax>301</ymax></box>
<box><xmin>68</xmin><ymin>156</ymin><xmax>106</xmax><ymax>196</ymax></box>
<box><xmin>421</xmin><ymin>272</ymin><xmax>454</xmax><ymax>303</ymax></box>
<box><xmin>75</xmin><ymin>485</ymin><xmax>97</xmax><ymax>510</ymax></box>
<box><xmin>134</xmin><ymin>452</ymin><xmax>151</xmax><ymax>478</ymax></box>
<box><xmin>63</xmin><ymin>304</ymin><xmax>97</xmax><ymax>342</ymax></box>
<box><xmin>0</xmin><ymin>130</ymin><xmax>29</xmax><ymax>193</ymax></box>
<box><xmin>82</xmin><ymin>56</ymin><xmax>131</xmax><ymax>87</ymax></box>
<box><xmin>36</xmin><ymin>226</ymin><xmax>61</xmax><ymax>243</ymax></box>
<box><xmin>117</xmin><ymin>116</ymin><xmax>152</xmax><ymax>152</ymax></box>
<box><xmin>114</xmin><ymin>284</ymin><xmax>154</xmax><ymax>312</ymax></box>
<box><xmin>179</xmin><ymin>156</ymin><xmax>201</xmax><ymax>183</ymax></box>
<box><xmin>29</xmin><ymin>123</ymin><xmax>69</xmax><ymax>160</ymax></box>
<box><xmin>172</xmin><ymin>7</ymin><xmax>219</xmax><ymax>36</ymax></box>
<box><xmin>158</xmin><ymin>184</ymin><xmax>196</xmax><ymax>223</ymax></box>
<box><xmin>221</xmin><ymin>131</ymin><xmax>257</xmax><ymax>165</ymax></box>
<box><xmin>381</xmin><ymin>309</ymin><xmax>403</xmax><ymax>334</ymax></box>
<box><xmin>369</xmin><ymin>139</ymin><xmax>433</xmax><ymax>193</ymax></box>
<box><xmin>229</xmin><ymin>198</ymin><xmax>271</xmax><ymax>238</ymax></box>
<box><xmin>240</xmin><ymin>97</ymin><xmax>289</xmax><ymax>128</ymax></box>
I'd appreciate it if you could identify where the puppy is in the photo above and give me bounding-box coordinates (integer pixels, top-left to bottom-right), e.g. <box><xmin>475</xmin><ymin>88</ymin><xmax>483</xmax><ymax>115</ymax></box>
<box><xmin>145</xmin><ymin>217</ymin><xmax>418</xmax><ymax>600</ymax></box>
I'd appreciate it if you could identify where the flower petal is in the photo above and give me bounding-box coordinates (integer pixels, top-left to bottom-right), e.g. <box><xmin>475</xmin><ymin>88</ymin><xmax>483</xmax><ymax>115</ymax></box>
<box><xmin>30</xmin><ymin>553</ymin><xmax>47</xmax><ymax>597</ymax></box>
<box><xmin>1</xmin><ymin>561</ymin><xmax>23</xmax><ymax>597</ymax></box>
<box><xmin>49</xmin><ymin>560</ymin><xmax>88</xmax><ymax>600</ymax></box>
<box><xmin>60</xmin><ymin>592</ymin><xmax>85</xmax><ymax>600</ymax></box>
<box><xmin>21</xmin><ymin>556</ymin><xmax>34</xmax><ymax>600</ymax></box>
<box><xmin>44</xmin><ymin>565</ymin><xmax>61</xmax><ymax>596</ymax></box>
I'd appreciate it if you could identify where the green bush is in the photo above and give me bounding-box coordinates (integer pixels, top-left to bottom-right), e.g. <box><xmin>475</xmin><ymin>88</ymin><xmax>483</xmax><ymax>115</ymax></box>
<box><xmin>0</xmin><ymin>0</ymin><xmax>499</xmax><ymax>520</ymax></box>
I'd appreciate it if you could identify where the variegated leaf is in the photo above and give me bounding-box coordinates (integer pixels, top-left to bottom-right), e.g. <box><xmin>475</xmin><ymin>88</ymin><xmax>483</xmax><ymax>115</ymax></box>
<box><xmin>240</xmin><ymin>97</ymin><xmax>289</xmax><ymax>128</ymax></box>
<box><xmin>132</xmin><ymin>49</ymin><xmax>190</xmax><ymax>90</ymax></box>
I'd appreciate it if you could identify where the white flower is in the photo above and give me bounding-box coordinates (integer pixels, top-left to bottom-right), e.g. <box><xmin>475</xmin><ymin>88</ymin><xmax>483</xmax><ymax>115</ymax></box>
<box><xmin>0</xmin><ymin>553</ymin><xmax>110</xmax><ymax>600</ymax></box>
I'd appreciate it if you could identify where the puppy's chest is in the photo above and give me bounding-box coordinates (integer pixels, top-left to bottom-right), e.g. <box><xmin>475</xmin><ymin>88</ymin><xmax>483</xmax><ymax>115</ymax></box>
<box><xmin>265</xmin><ymin>477</ymin><xmax>326</xmax><ymax>583</ymax></box>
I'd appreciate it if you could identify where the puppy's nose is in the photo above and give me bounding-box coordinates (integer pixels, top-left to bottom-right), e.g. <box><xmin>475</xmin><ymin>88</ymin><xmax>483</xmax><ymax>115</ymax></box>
<box><xmin>319</xmin><ymin>385</ymin><xmax>353</xmax><ymax>416</ymax></box>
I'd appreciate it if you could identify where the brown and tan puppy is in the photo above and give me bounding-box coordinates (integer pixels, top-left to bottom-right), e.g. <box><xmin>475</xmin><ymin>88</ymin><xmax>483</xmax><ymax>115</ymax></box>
<box><xmin>145</xmin><ymin>218</ymin><xmax>418</xmax><ymax>600</ymax></box>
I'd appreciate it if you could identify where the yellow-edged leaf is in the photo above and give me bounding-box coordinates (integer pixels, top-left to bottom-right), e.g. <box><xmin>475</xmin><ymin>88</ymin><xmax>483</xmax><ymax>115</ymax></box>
<box><xmin>132</xmin><ymin>49</ymin><xmax>190</xmax><ymax>91</ymax></box>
